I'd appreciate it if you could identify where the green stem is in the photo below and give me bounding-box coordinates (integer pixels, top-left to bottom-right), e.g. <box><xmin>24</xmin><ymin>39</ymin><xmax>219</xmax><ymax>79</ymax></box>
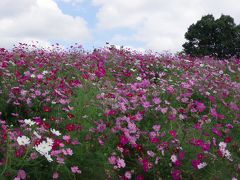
<box><xmin>1</xmin><ymin>133</ymin><xmax>9</xmax><ymax>176</ymax></box>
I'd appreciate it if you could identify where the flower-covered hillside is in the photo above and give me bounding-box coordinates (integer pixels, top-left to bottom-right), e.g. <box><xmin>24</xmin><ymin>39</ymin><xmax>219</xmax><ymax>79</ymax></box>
<box><xmin>0</xmin><ymin>44</ymin><xmax>239</xmax><ymax>179</ymax></box>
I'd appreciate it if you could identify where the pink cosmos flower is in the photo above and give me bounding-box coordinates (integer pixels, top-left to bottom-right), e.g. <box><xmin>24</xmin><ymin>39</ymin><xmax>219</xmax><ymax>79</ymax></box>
<box><xmin>142</xmin><ymin>158</ymin><xmax>151</xmax><ymax>172</ymax></box>
<box><xmin>95</xmin><ymin>67</ymin><xmax>106</xmax><ymax>78</ymax></box>
<box><xmin>209</xmin><ymin>96</ymin><xmax>216</xmax><ymax>103</ymax></box>
<box><xmin>108</xmin><ymin>155</ymin><xmax>117</xmax><ymax>165</ymax></box>
<box><xmin>30</xmin><ymin>152</ymin><xmax>38</xmax><ymax>160</ymax></box>
<box><xmin>142</xmin><ymin>101</ymin><xmax>151</xmax><ymax>109</ymax></box>
<box><xmin>17</xmin><ymin>170</ymin><xmax>26</xmax><ymax>179</ymax></box>
<box><xmin>120</xmin><ymin>135</ymin><xmax>128</xmax><ymax>145</ymax></box>
<box><xmin>152</xmin><ymin>125</ymin><xmax>161</xmax><ymax>132</ymax></box>
<box><xmin>56</xmin><ymin>157</ymin><xmax>65</xmax><ymax>164</ymax></box>
<box><xmin>160</xmin><ymin>107</ymin><xmax>168</xmax><ymax>114</ymax></box>
<box><xmin>37</xmin><ymin>74</ymin><xmax>44</xmax><ymax>79</ymax></box>
<box><xmin>52</xmin><ymin>172</ymin><xmax>59</xmax><ymax>179</ymax></box>
<box><xmin>195</xmin><ymin>101</ymin><xmax>206</xmax><ymax>112</ymax></box>
<box><xmin>226</xmin><ymin>124</ymin><xmax>233</xmax><ymax>129</ymax></box>
<box><xmin>171</xmin><ymin>169</ymin><xmax>182</xmax><ymax>180</ymax></box>
<box><xmin>197</xmin><ymin>153</ymin><xmax>204</xmax><ymax>160</ymax></box>
<box><xmin>150</xmin><ymin>137</ymin><xmax>159</xmax><ymax>144</ymax></box>
<box><xmin>35</xmin><ymin>90</ymin><xmax>41</xmax><ymax>96</ymax></box>
<box><xmin>167</xmin><ymin>86</ymin><xmax>175</xmax><ymax>94</ymax></box>
<box><xmin>98</xmin><ymin>138</ymin><xmax>104</xmax><ymax>145</ymax></box>
<box><xmin>59</xmin><ymin>99</ymin><xmax>69</xmax><ymax>105</ymax></box>
<box><xmin>210</xmin><ymin>108</ymin><xmax>224</xmax><ymax>119</ymax></box>
<box><xmin>192</xmin><ymin>159</ymin><xmax>201</xmax><ymax>169</ymax></box>
<box><xmin>152</xmin><ymin>97</ymin><xmax>161</xmax><ymax>104</ymax></box>
<box><xmin>97</xmin><ymin>123</ymin><xmax>106</xmax><ymax>132</ymax></box>
<box><xmin>43</xmin><ymin>106</ymin><xmax>51</xmax><ymax>112</ymax></box>
<box><xmin>178</xmin><ymin>151</ymin><xmax>185</xmax><ymax>160</ymax></box>
<box><xmin>63</xmin><ymin>135</ymin><xmax>71</xmax><ymax>142</ymax></box>
<box><xmin>62</xmin><ymin>148</ymin><xmax>73</xmax><ymax>156</ymax></box>
<box><xmin>202</xmin><ymin>143</ymin><xmax>211</xmax><ymax>151</ymax></box>
<box><xmin>212</xmin><ymin>127</ymin><xmax>222</xmax><ymax>137</ymax></box>
<box><xmin>168</xmin><ymin>114</ymin><xmax>176</xmax><ymax>121</ymax></box>
<box><xmin>71</xmin><ymin>166</ymin><xmax>81</xmax><ymax>174</ymax></box>
<box><xmin>147</xmin><ymin>150</ymin><xmax>155</xmax><ymax>157</ymax></box>
<box><xmin>174</xmin><ymin>160</ymin><xmax>182</xmax><ymax>167</ymax></box>
<box><xmin>117</xmin><ymin>158</ymin><xmax>126</xmax><ymax>168</ymax></box>
<box><xmin>125</xmin><ymin>171</ymin><xmax>132</xmax><ymax>179</ymax></box>
<box><xmin>169</xmin><ymin>130</ymin><xmax>177</xmax><ymax>138</ymax></box>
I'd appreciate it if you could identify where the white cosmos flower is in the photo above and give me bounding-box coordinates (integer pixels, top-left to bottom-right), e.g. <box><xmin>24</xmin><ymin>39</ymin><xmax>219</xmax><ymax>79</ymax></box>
<box><xmin>50</xmin><ymin>128</ymin><xmax>61</xmax><ymax>136</ymax></box>
<box><xmin>17</xmin><ymin>136</ymin><xmax>30</xmax><ymax>146</ymax></box>
<box><xmin>219</xmin><ymin>142</ymin><xmax>227</xmax><ymax>149</ymax></box>
<box><xmin>33</xmin><ymin>131</ymin><xmax>41</xmax><ymax>139</ymax></box>
<box><xmin>34</xmin><ymin>138</ymin><xmax>53</xmax><ymax>162</ymax></box>
<box><xmin>51</xmin><ymin>101</ymin><xmax>57</xmax><ymax>104</ymax></box>
<box><xmin>24</xmin><ymin>119</ymin><xmax>35</xmax><ymax>126</ymax></box>
<box><xmin>197</xmin><ymin>162</ymin><xmax>207</xmax><ymax>169</ymax></box>
<box><xmin>35</xmin><ymin>141</ymin><xmax>52</xmax><ymax>154</ymax></box>
<box><xmin>171</xmin><ymin>154</ymin><xmax>177</xmax><ymax>163</ymax></box>
<box><xmin>224</xmin><ymin>150</ymin><xmax>233</xmax><ymax>161</ymax></box>
<box><xmin>136</xmin><ymin>76</ymin><xmax>142</xmax><ymax>81</ymax></box>
<box><xmin>46</xmin><ymin>137</ymin><xmax>54</xmax><ymax>146</ymax></box>
<box><xmin>205</xmin><ymin>92</ymin><xmax>210</xmax><ymax>96</ymax></box>
<box><xmin>42</xmin><ymin>70</ymin><xmax>48</xmax><ymax>75</ymax></box>
<box><xmin>45</xmin><ymin>154</ymin><xmax>53</xmax><ymax>162</ymax></box>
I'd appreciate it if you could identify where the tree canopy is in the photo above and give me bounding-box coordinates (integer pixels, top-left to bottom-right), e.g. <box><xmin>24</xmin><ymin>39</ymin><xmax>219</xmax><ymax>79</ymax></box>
<box><xmin>183</xmin><ymin>14</ymin><xmax>240</xmax><ymax>59</ymax></box>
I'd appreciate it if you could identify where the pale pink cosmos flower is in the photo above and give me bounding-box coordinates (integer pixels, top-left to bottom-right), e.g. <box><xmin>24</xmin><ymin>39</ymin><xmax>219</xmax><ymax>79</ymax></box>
<box><xmin>153</xmin><ymin>125</ymin><xmax>161</xmax><ymax>132</ymax></box>
<box><xmin>171</xmin><ymin>154</ymin><xmax>177</xmax><ymax>163</ymax></box>
<box><xmin>167</xmin><ymin>86</ymin><xmax>175</xmax><ymax>94</ymax></box>
<box><xmin>62</xmin><ymin>148</ymin><xmax>73</xmax><ymax>156</ymax></box>
<box><xmin>56</xmin><ymin>157</ymin><xmax>65</xmax><ymax>164</ymax></box>
<box><xmin>195</xmin><ymin>101</ymin><xmax>206</xmax><ymax>112</ymax></box>
<box><xmin>97</xmin><ymin>123</ymin><xmax>106</xmax><ymax>132</ymax></box>
<box><xmin>71</xmin><ymin>166</ymin><xmax>81</xmax><ymax>174</ymax></box>
<box><xmin>125</xmin><ymin>171</ymin><xmax>132</xmax><ymax>179</ymax></box>
<box><xmin>117</xmin><ymin>158</ymin><xmax>126</xmax><ymax>168</ymax></box>
<box><xmin>17</xmin><ymin>169</ymin><xmax>26</xmax><ymax>179</ymax></box>
<box><xmin>98</xmin><ymin>138</ymin><xmax>104</xmax><ymax>145</ymax></box>
<box><xmin>128</xmin><ymin>122</ymin><xmax>137</xmax><ymax>133</ymax></box>
<box><xmin>152</xmin><ymin>97</ymin><xmax>161</xmax><ymax>104</ymax></box>
<box><xmin>161</xmin><ymin>107</ymin><xmax>168</xmax><ymax>114</ymax></box>
<box><xmin>52</xmin><ymin>172</ymin><xmax>59</xmax><ymax>179</ymax></box>
<box><xmin>37</xmin><ymin>74</ymin><xmax>44</xmax><ymax>79</ymax></box>
<box><xmin>35</xmin><ymin>90</ymin><xmax>41</xmax><ymax>96</ymax></box>
<box><xmin>142</xmin><ymin>101</ymin><xmax>151</xmax><ymax>109</ymax></box>
<box><xmin>63</xmin><ymin>135</ymin><xmax>71</xmax><ymax>141</ymax></box>
<box><xmin>108</xmin><ymin>155</ymin><xmax>117</xmax><ymax>165</ymax></box>
<box><xmin>147</xmin><ymin>150</ymin><xmax>155</xmax><ymax>157</ymax></box>
<box><xmin>59</xmin><ymin>99</ymin><xmax>69</xmax><ymax>105</ymax></box>
<box><xmin>30</xmin><ymin>152</ymin><xmax>38</xmax><ymax>160</ymax></box>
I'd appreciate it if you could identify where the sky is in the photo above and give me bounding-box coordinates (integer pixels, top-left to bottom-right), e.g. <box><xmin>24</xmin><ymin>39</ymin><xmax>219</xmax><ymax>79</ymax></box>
<box><xmin>0</xmin><ymin>0</ymin><xmax>240</xmax><ymax>52</ymax></box>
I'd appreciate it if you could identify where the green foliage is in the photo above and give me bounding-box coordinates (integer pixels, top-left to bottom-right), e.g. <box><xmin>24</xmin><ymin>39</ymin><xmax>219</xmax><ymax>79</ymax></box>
<box><xmin>183</xmin><ymin>14</ymin><xmax>240</xmax><ymax>59</ymax></box>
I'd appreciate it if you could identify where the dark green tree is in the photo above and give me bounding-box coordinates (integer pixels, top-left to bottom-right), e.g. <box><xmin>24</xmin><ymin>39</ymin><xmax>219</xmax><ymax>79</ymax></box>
<box><xmin>235</xmin><ymin>25</ymin><xmax>240</xmax><ymax>57</ymax></box>
<box><xmin>183</xmin><ymin>14</ymin><xmax>240</xmax><ymax>59</ymax></box>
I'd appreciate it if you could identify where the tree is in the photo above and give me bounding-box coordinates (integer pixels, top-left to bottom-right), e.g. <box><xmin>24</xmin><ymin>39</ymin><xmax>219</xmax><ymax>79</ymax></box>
<box><xmin>183</xmin><ymin>14</ymin><xmax>240</xmax><ymax>59</ymax></box>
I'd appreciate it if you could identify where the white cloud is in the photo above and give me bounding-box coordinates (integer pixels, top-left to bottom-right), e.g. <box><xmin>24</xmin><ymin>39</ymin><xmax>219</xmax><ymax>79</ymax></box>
<box><xmin>59</xmin><ymin>0</ymin><xmax>84</xmax><ymax>6</ymax></box>
<box><xmin>0</xmin><ymin>0</ymin><xmax>35</xmax><ymax>18</ymax></box>
<box><xmin>0</xmin><ymin>0</ymin><xmax>91</xmax><ymax>48</ymax></box>
<box><xmin>92</xmin><ymin>0</ymin><xmax>240</xmax><ymax>52</ymax></box>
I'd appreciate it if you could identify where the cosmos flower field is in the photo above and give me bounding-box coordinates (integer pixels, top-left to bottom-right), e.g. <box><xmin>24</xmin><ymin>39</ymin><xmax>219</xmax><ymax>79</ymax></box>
<box><xmin>0</xmin><ymin>44</ymin><xmax>239</xmax><ymax>180</ymax></box>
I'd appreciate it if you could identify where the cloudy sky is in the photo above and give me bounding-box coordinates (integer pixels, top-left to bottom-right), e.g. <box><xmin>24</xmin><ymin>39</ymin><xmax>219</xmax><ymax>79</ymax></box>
<box><xmin>0</xmin><ymin>0</ymin><xmax>239</xmax><ymax>52</ymax></box>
